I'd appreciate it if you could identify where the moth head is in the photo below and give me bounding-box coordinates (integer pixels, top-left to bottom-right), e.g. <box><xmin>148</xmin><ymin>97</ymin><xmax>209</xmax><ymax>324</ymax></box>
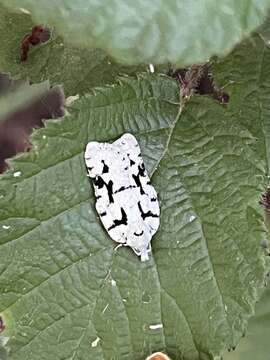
<box><xmin>132</xmin><ymin>242</ymin><xmax>151</xmax><ymax>262</ymax></box>
<box><xmin>128</xmin><ymin>228</ymin><xmax>151</xmax><ymax>261</ymax></box>
<box><xmin>119</xmin><ymin>133</ymin><xmax>137</xmax><ymax>146</ymax></box>
<box><xmin>115</xmin><ymin>133</ymin><xmax>141</xmax><ymax>161</ymax></box>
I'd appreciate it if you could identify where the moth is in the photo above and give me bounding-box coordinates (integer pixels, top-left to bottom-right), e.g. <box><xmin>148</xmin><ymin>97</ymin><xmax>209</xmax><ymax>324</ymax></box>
<box><xmin>84</xmin><ymin>133</ymin><xmax>160</xmax><ymax>261</ymax></box>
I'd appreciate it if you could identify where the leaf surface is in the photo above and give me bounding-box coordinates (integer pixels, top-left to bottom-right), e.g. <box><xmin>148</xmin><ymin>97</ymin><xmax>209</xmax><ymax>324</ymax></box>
<box><xmin>0</xmin><ymin>63</ymin><xmax>269</xmax><ymax>359</ymax></box>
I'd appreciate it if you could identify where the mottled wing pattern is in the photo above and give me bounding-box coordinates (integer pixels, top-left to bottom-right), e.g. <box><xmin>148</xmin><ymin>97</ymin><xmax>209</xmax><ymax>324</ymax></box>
<box><xmin>84</xmin><ymin>133</ymin><xmax>160</xmax><ymax>261</ymax></box>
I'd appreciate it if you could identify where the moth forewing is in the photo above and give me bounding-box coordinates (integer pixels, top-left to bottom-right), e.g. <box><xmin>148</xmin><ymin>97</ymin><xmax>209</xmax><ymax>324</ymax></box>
<box><xmin>84</xmin><ymin>133</ymin><xmax>160</xmax><ymax>261</ymax></box>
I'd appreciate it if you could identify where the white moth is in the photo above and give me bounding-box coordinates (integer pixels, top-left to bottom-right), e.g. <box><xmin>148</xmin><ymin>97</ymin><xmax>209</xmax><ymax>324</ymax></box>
<box><xmin>84</xmin><ymin>133</ymin><xmax>160</xmax><ymax>261</ymax></box>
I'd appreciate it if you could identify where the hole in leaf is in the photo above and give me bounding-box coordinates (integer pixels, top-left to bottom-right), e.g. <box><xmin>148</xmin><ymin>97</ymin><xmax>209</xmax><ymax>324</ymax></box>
<box><xmin>168</xmin><ymin>65</ymin><xmax>229</xmax><ymax>104</ymax></box>
<box><xmin>20</xmin><ymin>25</ymin><xmax>51</xmax><ymax>62</ymax></box>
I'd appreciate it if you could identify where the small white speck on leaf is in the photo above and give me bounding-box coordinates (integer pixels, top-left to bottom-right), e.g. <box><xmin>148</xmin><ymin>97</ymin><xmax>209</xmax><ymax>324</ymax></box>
<box><xmin>2</xmin><ymin>225</ymin><xmax>10</xmax><ymax>230</ymax></box>
<box><xmin>111</xmin><ymin>279</ymin><xmax>116</xmax><ymax>286</ymax></box>
<box><xmin>189</xmin><ymin>215</ymin><xmax>196</xmax><ymax>222</ymax></box>
<box><xmin>149</xmin><ymin>63</ymin><xmax>155</xmax><ymax>73</ymax></box>
<box><xmin>91</xmin><ymin>337</ymin><xmax>100</xmax><ymax>347</ymax></box>
<box><xmin>42</xmin><ymin>135</ymin><xmax>47</xmax><ymax>139</ymax></box>
<box><xmin>102</xmin><ymin>303</ymin><xmax>109</xmax><ymax>314</ymax></box>
<box><xmin>149</xmin><ymin>323</ymin><xmax>163</xmax><ymax>330</ymax></box>
<box><xmin>225</xmin><ymin>305</ymin><xmax>228</xmax><ymax>312</ymax></box>
<box><xmin>122</xmin><ymin>298</ymin><xmax>127</xmax><ymax>303</ymax></box>
<box><xmin>65</xmin><ymin>94</ymin><xmax>80</xmax><ymax>107</ymax></box>
<box><xmin>13</xmin><ymin>171</ymin><xmax>22</xmax><ymax>177</ymax></box>
<box><xmin>19</xmin><ymin>8</ymin><xmax>31</xmax><ymax>14</ymax></box>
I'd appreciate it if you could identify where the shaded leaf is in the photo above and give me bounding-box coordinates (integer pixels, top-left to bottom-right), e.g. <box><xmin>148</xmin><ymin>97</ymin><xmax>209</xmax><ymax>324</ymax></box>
<box><xmin>0</xmin><ymin>77</ymin><xmax>65</xmax><ymax>172</ymax></box>
<box><xmin>1</xmin><ymin>0</ymin><xmax>270</xmax><ymax>65</ymax></box>
<box><xmin>0</xmin><ymin>67</ymin><xmax>268</xmax><ymax>360</ymax></box>
<box><xmin>0</xmin><ymin>5</ymin><xmax>150</xmax><ymax>96</ymax></box>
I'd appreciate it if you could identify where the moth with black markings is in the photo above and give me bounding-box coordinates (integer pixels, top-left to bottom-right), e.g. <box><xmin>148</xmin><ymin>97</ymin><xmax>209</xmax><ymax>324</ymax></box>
<box><xmin>84</xmin><ymin>133</ymin><xmax>160</xmax><ymax>261</ymax></box>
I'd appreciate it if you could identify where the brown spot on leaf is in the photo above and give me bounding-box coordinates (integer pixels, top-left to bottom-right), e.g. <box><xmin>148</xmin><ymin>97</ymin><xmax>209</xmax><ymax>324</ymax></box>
<box><xmin>259</xmin><ymin>187</ymin><xmax>270</xmax><ymax>212</ymax></box>
<box><xmin>0</xmin><ymin>316</ymin><xmax>5</xmax><ymax>333</ymax></box>
<box><xmin>20</xmin><ymin>25</ymin><xmax>51</xmax><ymax>62</ymax></box>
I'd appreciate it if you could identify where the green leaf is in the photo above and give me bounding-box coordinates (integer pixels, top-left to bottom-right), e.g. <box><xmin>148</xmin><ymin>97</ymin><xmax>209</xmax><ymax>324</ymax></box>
<box><xmin>0</xmin><ymin>69</ymin><xmax>268</xmax><ymax>359</ymax></box>
<box><xmin>1</xmin><ymin>0</ymin><xmax>270</xmax><ymax>66</ymax></box>
<box><xmin>211</xmin><ymin>25</ymin><xmax>270</xmax><ymax>360</ymax></box>
<box><xmin>258</xmin><ymin>14</ymin><xmax>270</xmax><ymax>45</ymax></box>
<box><xmin>223</xmin><ymin>282</ymin><xmax>270</xmax><ymax>360</ymax></box>
<box><xmin>0</xmin><ymin>5</ymin><xmax>150</xmax><ymax>96</ymax></box>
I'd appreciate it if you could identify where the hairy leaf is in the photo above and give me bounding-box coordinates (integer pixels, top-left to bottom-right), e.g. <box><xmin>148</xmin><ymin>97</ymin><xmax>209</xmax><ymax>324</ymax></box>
<box><xmin>0</xmin><ymin>67</ymin><xmax>269</xmax><ymax>359</ymax></box>
<box><xmin>1</xmin><ymin>0</ymin><xmax>270</xmax><ymax>65</ymax></box>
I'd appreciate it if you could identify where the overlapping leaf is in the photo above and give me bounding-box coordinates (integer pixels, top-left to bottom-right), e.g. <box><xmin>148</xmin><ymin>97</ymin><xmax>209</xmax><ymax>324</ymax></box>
<box><xmin>0</xmin><ymin>5</ymin><xmax>149</xmax><ymax>96</ymax></box>
<box><xmin>1</xmin><ymin>0</ymin><xmax>270</xmax><ymax>65</ymax></box>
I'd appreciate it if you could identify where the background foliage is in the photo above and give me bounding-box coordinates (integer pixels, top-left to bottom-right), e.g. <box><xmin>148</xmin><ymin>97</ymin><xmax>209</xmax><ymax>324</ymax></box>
<box><xmin>1</xmin><ymin>0</ymin><xmax>270</xmax><ymax>65</ymax></box>
<box><xmin>0</xmin><ymin>2</ymin><xmax>270</xmax><ymax>360</ymax></box>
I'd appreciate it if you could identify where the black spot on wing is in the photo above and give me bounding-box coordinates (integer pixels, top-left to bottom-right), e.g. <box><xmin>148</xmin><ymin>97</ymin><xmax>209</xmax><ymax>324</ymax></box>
<box><xmin>93</xmin><ymin>176</ymin><xmax>114</xmax><ymax>203</ymax></box>
<box><xmin>138</xmin><ymin>201</ymin><xmax>159</xmax><ymax>220</ymax></box>
<box><xmin>132</xmin><ymin>173</ymin><xmax>145</xmax><ymax>195</ymax></box>
<box><xmin>134</xmin><ymin>230</ymin><xmax>144</xmax><ymax>236</ymax></box>
<box><xmin>101</xmin><ymin>160</ymin><xmax>109</xmax><ymax>173</ymax></box>
<box><xmin>138</xmin><ymin>163</ymin><xmax>145</xmax><ymax>176</ymax></box>
<box><xmin>93</xmin><ymin>176</ymin><xmax>104</xmax><ymax>188</ymax></box>
<box><xmin>115</xmin><ymin>185</ymin><xmax>136</xmax><ymax>194</ymax></box>
<box><xmin>115</xmin><ymin>186</ymin><xmax>126</xmax><ymax>193</ymax></box>
<box><xmin>108</xmin><ymin>208</ymin><xmax>128</xmax><ymax>231</ymax></box>
<box><xmin>132</xmin><ymin>164</ymin><xmax>146</xmax><ymax>195</ymax></box>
